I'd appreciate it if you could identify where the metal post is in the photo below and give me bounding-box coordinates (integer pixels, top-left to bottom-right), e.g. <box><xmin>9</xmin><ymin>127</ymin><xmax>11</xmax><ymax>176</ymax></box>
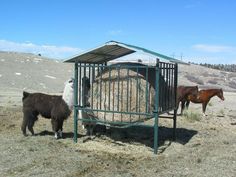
<box><xmin>154</xmin><ymin>59</ymin><xmax>160</xmax><ymax>154</ymax></box>
<box><xmin>173</xmin><ymin>63</ymin><xmax>178</xmax><ymax>140</ymax></box>
<box><xmin>74</xmin><ymin>62</ymin><xmax>78</xmax><ymax>143</ymax></box>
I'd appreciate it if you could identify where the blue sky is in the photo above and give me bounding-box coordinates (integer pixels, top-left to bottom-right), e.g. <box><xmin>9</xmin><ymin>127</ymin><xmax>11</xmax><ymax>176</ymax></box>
<box><xmin>0</xmin><ymin>0</ymin><xmax>236</xmax><ymax>64</ymax></box>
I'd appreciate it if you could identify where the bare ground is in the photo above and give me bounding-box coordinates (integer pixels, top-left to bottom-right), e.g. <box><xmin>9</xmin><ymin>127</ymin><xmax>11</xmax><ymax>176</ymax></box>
<box><xmin>0</xmin><ymin>91</ymin><xmax>236</xmax><ymax>177</ymax></box>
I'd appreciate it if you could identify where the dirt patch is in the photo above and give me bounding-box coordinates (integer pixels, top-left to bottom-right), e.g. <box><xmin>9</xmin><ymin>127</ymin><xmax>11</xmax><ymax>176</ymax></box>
<box><xmin>0</xmin><ymin>91</ymin><xmax>236</xmax><ymax>177</ymax></box>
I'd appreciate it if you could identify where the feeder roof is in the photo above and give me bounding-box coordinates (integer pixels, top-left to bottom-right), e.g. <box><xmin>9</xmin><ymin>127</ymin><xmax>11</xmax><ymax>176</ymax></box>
<box><xmin>64</xmin><ymin>41</ymin><xmax>186</xmax><ymax>64</ymax></box>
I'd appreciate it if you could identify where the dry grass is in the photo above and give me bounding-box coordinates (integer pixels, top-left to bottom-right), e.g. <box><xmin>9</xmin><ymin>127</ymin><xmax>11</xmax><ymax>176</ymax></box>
<box><xmin>183</xmin><ymin>110</ymin><xmax>201</xmax><ymax>122</ymax></box>
<box><xmin>185</xmin><ymin>75</ymin><xmax>204</xmax><ymax>85</ymax></box>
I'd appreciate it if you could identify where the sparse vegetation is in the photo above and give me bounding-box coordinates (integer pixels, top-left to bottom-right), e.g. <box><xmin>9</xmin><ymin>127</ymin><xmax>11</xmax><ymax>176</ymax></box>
<box><xmin>199</xmin><ymin>63</ymin><xmax>236</xmax><ymax>72</ymax></box>
<box><xmin>185</xmin><ymin>75</ymin><xmax>204</xmax><ymax>85</ymax></box>
<box><xmin>228</xmin><ymin>81</ymin><xmax>236</xmax><ymax>89</ymax></box>
<box><xmin>207</xmin><ymin>79</ymin><xmax>218</xmax><ymax>85</ymax></box>
<box><xmin>208</xmin><ymin>102</ymin><xmax>213</xmax><ymax>106</ymax></box>
<box><xmin>218</xmin><ymin>109</ymin><xmax>225</xmax><ymax>117</ymax></box>
<box><xmin>183</xmin><ymin>110</ymin><xmax>201</xmax><ymax>122</ymax></box>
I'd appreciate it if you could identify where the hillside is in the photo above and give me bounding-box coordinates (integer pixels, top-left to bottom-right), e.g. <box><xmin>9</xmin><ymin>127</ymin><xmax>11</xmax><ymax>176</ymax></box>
<box><xmin>0</xmin><ymin>51</ymin><xmax>73</xmax><ymax>93</ymax></box>
<box><xmin>1</xmin><ymin>51</ymin><xmax>236</xmax><ymax>93</ymax></box>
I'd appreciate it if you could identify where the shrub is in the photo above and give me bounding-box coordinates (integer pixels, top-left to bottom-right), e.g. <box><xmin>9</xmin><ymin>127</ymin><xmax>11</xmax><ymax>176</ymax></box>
<box><xmin>207</xmin><ymin>79</ymin><xmax>218</xmax><ymax>85</ymax></box>
<box><xmin>183</xmin><ymin>110</ymin><xmax>201</xmax><ymax>122</ymax></box>
<box><xmin>228</xmin><ymin>81</ymin><xmax>236</xmax><ymax>89</ymax></box>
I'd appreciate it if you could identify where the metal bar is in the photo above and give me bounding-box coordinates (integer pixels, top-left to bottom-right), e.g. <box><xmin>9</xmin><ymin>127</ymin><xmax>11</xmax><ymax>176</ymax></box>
<box><xmin>78</xmin><ymin>107</ymin><xmax>153</xmax><ymax>116</ymax></box>
<box><xmin>173</xmin><ymin>63</ymin><xmax>178</xmax><ymax>140</ymax></box>
<box><xmin>170</xmin><ymin>66</ymin><xmax>173</xmax><ymax>108</ymax></box>
<box><xmin>129</xmin><ymin>70</ymin><xmax>132</xmax><ymax>121</ymax></box>
<box><xmin>126</xmin><ymin>67</ymin><xmax>129</xmax><ymax>112</ymax></box>
<box><xmin>96</xmin><ymin>64</ymin><xmax>99</xmax><ymax>111</ymax></box>
<box><xmin>112</xmin><ymin>81</ymin><xmax>115</xmax><ymax>121</ymax></box>
<box><xmin>77</xmin><ymin>117</ymin><xmax>154</xmax><ymax>127</ymax></box>
<box><xmin>78</xmin><ymin>63</ymin><xmax>82</xmax><ymax>107</ymax></box>
<box><xmin>99</xmin><ymin>65</ymin><xmax>102</xmax><ymax>110</ymax></box>
<box><xmin>167</xmin><ymin>63</ymin><xmax>170</xmax><ymax>109</ymax></box>
<box><xmin>89</xmin><ymin>64</ymin><xmax>91</xmax><ymax>82</ymax></box>
<box><xmin>154</xmin><ymin>58</ymin><xmax>160</xmax><ymax>154</ymax></box>
<box><xmin>82</xmin><ymin>64</ymin><xmax>86</xmax><ymax>106</ymax></box>
<box><xmin>73</xmin><ymin>62</ymin><xmax>78</xmax><ymax>143</ymax></box>
<box><xmin>163</xmin><ymin>63</ymin><xmax>167</xmax><ymax>110</ymax></box>
<box><xmin>160</xmin><ymin>63</ymin><xmax>163</xmax><ymax>113</ymax></box>
<box><xmin>136</xmin><ymin>67</ymin><xmax>139</xmax><ymax>113</ymax></box>
<box><xmin>108</xmin><ymin>67</ymin><xmax>111</xmax><ymax>110</ymax></box>
<box><xmin>145</xmin><ymin>65</ymin><xmax>148</xmax><ymax>113</ymax></box>
<box><xmin>103</xmin><ymin>64</ymin><xmax>107</xmax><ymax>121</ymax></box>
<box><xmin>121</xmin><ymin>77</ymin><xmax>123</xmax><ymax>119</ymax></box>
<box><xmin>117</xmin><ymin>66</ymin><xmax>120</xmax><ymax>112</ymax></box>
<box><xmin>91</xmin><ymin>64</ymin><xmax>95</xmax><ymax>109</ymax></box>
<box><xmin>138</xmin><ymin>74</ymin><xmax>141</xmax><ymax>120</ymax></box>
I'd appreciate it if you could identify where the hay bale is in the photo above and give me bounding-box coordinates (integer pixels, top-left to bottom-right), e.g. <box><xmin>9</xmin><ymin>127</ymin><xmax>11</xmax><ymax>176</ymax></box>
<box><xmin>88</xmin><ymin>64</ymin><xmax>156</xmax><ymax>124</ymax></box>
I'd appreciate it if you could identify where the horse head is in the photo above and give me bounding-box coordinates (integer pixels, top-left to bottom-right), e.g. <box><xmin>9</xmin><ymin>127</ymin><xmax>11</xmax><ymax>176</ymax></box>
<box><xmin>217</xmin><ymin>89</ymin><xmax>225</xmax><ymax>101</ymax></box>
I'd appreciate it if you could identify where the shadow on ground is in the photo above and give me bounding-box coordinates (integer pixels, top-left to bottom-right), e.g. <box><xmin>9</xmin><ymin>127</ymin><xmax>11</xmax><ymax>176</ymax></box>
<box><xmin>35</xmin><ymin>130</ymin><xmax>85</xmax><ymax>139</ymax></box>
<box><xmin>36</xmin><ymin>124</ymin><xmax>198</xmax><ymax>151</ymax></box>
<box><xmin>95</xmin><ymin>125</ymin><xmax>198</xmax><ymax>148</ymax></box>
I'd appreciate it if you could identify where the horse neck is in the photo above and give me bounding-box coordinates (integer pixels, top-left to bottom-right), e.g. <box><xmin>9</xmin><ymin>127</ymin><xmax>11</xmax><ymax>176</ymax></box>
<box><xmin>207</xmin><ymin>89</ymin><xmax>220</xmax><ymax>99</ymax></box>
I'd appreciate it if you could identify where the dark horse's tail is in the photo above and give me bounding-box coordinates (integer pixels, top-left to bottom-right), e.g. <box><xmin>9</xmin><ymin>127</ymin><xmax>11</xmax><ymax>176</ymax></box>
<box><xmin>22</xmin><ymin>91</ymin><xmax>30</xmax><ymax>101</ymax></box>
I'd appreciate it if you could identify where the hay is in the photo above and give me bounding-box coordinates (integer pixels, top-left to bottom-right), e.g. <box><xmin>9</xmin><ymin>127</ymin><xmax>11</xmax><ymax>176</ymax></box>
<box><xmin>88</xmin><ymin>66</ymin><xmax>156</xmax><ymax>124</ymax></box>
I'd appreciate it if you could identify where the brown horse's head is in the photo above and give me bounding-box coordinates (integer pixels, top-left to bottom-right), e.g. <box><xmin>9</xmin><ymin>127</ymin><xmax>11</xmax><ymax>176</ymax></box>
<box><xmin>217</xmin><ymin>89</ymin><xmax>225</xmax><ymax>101</ymax></box>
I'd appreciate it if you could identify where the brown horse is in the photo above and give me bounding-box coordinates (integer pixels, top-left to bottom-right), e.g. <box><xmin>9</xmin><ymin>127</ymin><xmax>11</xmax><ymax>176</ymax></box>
<box><xmin>187</xmin><ymin>88</ymin><xmax>225</xmax><ymax>116</ymax></box>
<box><xmin>177</xmin><ymin>85</ymin><xmax>198</xmax><ymax>115</ymax></box>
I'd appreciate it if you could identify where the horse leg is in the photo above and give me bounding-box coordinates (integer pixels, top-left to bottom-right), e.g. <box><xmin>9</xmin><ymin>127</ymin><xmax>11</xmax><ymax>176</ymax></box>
<box><xmin>202</xmin><ymin>102</ymin><xmax>208</xmax><ymax>116</ymax></box>
<box><xmin>181</xmin><ymin>100</ymin><xmax>186</xmax><ymax>115</ymax></box>
<box><xmin>186</xmin><ymin>100</ymin><xmax>190</xmax><ymax>109</ymax></box>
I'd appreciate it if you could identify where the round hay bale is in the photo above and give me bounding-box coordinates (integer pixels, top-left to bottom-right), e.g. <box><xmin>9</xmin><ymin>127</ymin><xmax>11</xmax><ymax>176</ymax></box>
<box><xmin>88</xmin><ymin>65</ymin><xmax>156</xmax><ymax>124</ymax></box>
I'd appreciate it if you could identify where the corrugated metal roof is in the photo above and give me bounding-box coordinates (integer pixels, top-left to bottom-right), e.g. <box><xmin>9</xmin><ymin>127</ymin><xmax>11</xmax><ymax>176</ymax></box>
<box><xmin>64</xmin><ymin>41</ymin><xmax>186</xmax><ymax>64</ymax></box>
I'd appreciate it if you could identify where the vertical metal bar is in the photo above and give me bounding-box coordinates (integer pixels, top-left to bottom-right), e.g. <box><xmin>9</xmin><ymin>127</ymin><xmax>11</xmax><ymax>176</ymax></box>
<box><xmin>97</xmin><ymin>63</ymin><xmax>100</xmax><ymax>76</ymax></box>
<box><xmin>112</xmin><ymin>81</ymin><xmax>115</xmax><ymax>121</ymax></box>
<box><xmin>171</xmin><ymin>64</ymin><xmax>174</xmax><ymax>109</ymax></box>
<box><xmin>167</xmin><ymin>63</ymin><xmax>170</xmax><ymax>109</ymax></box>
<box><xmin>82</xmin><ymin>64</ymin><xmax>86</xmax><ymax>106</ymax></box>
<box><xmin>99</xmin><ymin>64</ymin><xmax>102</xmax><ymax>110</ymax></box>
<box><xmin>96</xmin><ymin>64</ymin><xmax>98</xmax><ymax>110</ymax></box>
<box><xmin>154</xmin><ymin>59</ymin><xmax>160</xmax><ymax>154</ymax></box>
<box><xmin>103</xmin><ymin>64</ymin><xmax>107</xmax><ymax>121</ymax></box>
<box><xmin>91</xmin><ymin>64</ymin><xmax>95</xmax><ymax>109</ymax></box>
<box><xmin>121</xmin><ymin>77</ymin><xmax>123</xmax><ymax>118</ymax></box>
<box><xmin>78</xmin><ymin>63</ymin><xmax>82</xmax><ymax>107</ymax></box>
<box><xmin>171</xmin><ymin>64</ymin><xmax>174</xmax><ymax>107</ymax></box>
<box><xmin>129</xmin><ymin>71</ymin><xmax>132</xmax><ymax>121</ymax></box>
<box><xmin>108</xmin><ymin>67</ymin><xmax>111</xmax><ymax>110</ymax></box>
<box><xmin>160</xmin><ymin>63</ymin><xmax>163</xmax><ymax>113</ymax></box>
<box><xmin>83</xmin><ymin>63</ymin><xmax>86</xmax><ymax>78</ymax></box>
<box><xmin>163</xmin><ymin>63</ymin><xmax>166</xmax><ymax>111</ymax></box>
<box><xmin>145</xmin><ymin>65</ymin><xmax>148</xmax><ymax>113</ymax></box>
<box><xmin>136</xmin><ymin>67</ymin><xmax>139</xmax><ymax>113</ymax></box>
<box><xmin>89</xmin><ymin>64</ymin><xmax>91</xmax><ymax>82</ymax></box>
<box><xmin>117</xmin><ymin>66</ymin><xmax>120</xmax><ymax>112</ymax></box>
<box><xmin>73</xmin><ymin>62</ymin><xmax>78</xmax><ymax>143</ymax></box>
<box><xmin>126</xmin><ymin>67</ymin><xmax>129</xmax><ymax>112</ymax></box>
<box><xmin>138</xmin><ymin>66</ymin><xmax>142</xmax><ymax>121</ymax></box>
<box><xmin>173</xmin><ymin>63</ymin><xmax>178</xmax><ymax>140</ymax></box>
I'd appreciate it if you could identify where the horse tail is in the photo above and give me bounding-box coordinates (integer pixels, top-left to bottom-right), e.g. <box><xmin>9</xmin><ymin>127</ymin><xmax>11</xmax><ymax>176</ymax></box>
<box><xmin>22</xmin><ymin>91</ymin><xmax>30</xmax><ymax>101</ymax></box>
